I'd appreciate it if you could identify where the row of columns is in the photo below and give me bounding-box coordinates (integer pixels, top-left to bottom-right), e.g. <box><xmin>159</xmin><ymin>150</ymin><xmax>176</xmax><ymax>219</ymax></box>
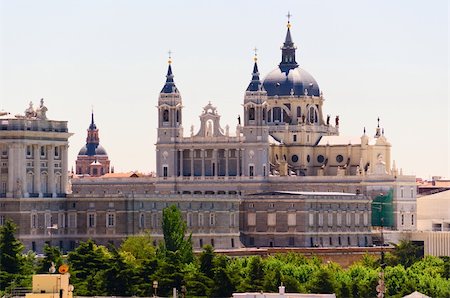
<box><xmin>178</xmin><ymin>148</ymin><xmax>242</xmax><ymax>177</ymax></box>
<box><xmin>5</xmin><ymin>143</ymin><xmax>68</xmax><ymax>198</ymax></box>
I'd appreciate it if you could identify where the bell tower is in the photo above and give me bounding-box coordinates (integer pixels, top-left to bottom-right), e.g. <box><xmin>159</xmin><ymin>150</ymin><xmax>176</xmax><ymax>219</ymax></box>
<box><xmin>242</xmin><ymin>52</ymin><xmax>270</xmax><ymax>177</ymax></box>
<box><xmin>156</xmin><ymin>55</ymin><xmax>183</xmax><ymax>179</ymax></box>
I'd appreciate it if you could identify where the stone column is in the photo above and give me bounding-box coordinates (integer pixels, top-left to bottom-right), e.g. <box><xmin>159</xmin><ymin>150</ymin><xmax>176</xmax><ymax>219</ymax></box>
<box><xmin>201</xmin><ymin>149</ymin><xmax>205</xmax><ymax>177</ymax></box>
<box><xmin>33</xmin><ymin>144</ymin><xmax>41</xmax><ymax>196</ymax></box>
<box><xmin>179</xmin><ymin>149</ymin><xmax>183</xmax><ymax>177</ymax></box>
<box><xmin>190</xmin><ymin>149</ymin><xmax>194</xmax><ymax>177</ymax></box>
<box><xmin>19</xmin><ymin>144</ymin><xmax>28</xmax><ymax>197</ymax></box>
<box><xmin>47</xmin><ymin>145</ymin><xmax>56</xmax><ymax>197</ymax></box>
<box><xmin>225</xmin><ymin>149</ymin><xmax>229</xmax><ymax>177</ymax></box>
<box><xmin>7</xmin><ymin>143</ymin><xmax>15</xmax><ymax>197</ymax></box>
<box><xmin>61</xmin><ymin>145</ymin><xmax>68</xmax><ymax>194</ymax></box>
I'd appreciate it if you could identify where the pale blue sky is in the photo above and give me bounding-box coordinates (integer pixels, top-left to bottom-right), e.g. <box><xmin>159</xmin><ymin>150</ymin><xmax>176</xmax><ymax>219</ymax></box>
<box><xmin>0</xmin><ymin>0</ymin><xmax>448</xmax><ymax>178</ymax></box>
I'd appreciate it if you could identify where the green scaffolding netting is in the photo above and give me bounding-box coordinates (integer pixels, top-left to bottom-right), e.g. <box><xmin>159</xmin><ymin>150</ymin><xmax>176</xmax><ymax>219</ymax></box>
<box><xmin>371</xmin><ymin>189</ymin><xmax>394</xmax><ymax>227</ymax></box>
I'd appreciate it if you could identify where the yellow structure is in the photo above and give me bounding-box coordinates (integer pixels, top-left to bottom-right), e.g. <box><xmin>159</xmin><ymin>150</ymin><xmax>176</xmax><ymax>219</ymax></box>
<box><xmin>25</xmin><ymin>273</ymin><xmax>73</xmax><ymax>298</ymax></box>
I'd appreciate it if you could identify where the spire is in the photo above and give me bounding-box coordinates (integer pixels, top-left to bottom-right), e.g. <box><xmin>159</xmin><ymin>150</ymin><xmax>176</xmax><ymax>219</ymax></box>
<box><xmin>280</xmin><ymin>12</ymin><xmax>298</xmax><ymax>67</ymax></box>
<box><xmin>375</xmin><ymin>117</ymin><xmax>381</xmax><ymax>138</ymax></box>
<box><xmin>89</xmin><ymin>109</ymin><xmax>97</xmax><ymax>130</ymax></box>
<box><xmin>246</xmin><ymin>48</ymin><xmax>263</xmax><ymax>92</ymax></box>
<box><xmin>161</xmin><ymin>51</ymin><xmax>179</xmax><ymax>94</ymax></box>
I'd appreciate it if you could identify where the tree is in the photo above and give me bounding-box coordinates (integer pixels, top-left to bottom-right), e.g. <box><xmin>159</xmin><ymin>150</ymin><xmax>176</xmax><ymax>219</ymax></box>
<box><xmin>307</xmin><ymin>265</ymin><xmax>338</xmax><ymax>295</ymax></box>
<box><xmin>67</xmin><ymin>240</ymin><xmax>110</xmax><ymax>296</ymax></box>
<box><xmin>199</xmin><ymin>244</ymin><xmax>215</xmax><ymax>278</ymax></box>
<box><xmin>120</xmin><ymin>233</ymin><xmax>156</xmax><ymax>265</ymax></box>
<box><xmin>210</xmin><ymin>255</ymin><xmax>234</xmax><ymax>298</ymax></box>
<box><xmin>102</xmin><ymin>246</ymin><xmax>138</xmax><ymax>296</ymax></box>
<box><xmin>162</xmin><ymin>205</ymin><xmax>193</xmax><ymax>263</ymax></box>
<box><xmin>390</xmin><ymin>240</ymin><xmax>423</xmax><ymax>268</ymax></box>
<box><xmin>0</xmin><ymin>219</ymin><xmax>24</xmax><ymax>290</ymax></box>
<box><xmin>37</xmin><ymin>244</ymin><xmax>62</xmax><ymax>273</ymax></box>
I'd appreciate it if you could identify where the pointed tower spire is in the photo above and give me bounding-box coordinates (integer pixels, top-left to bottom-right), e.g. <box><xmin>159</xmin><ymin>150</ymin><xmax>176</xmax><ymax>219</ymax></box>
<box><xmin>280</xmin><ymin>12</ymin><xmax>298</xmax><ymax>67</ymax></box>
<box><xmin>246</xmin><ymin>48</ymin><xmax>263</xmax><ymax>92</ymax></box>
<box><xmin>161</xmin><ymin>51</ymin><xmax>179</xmax><ymax>94</ymax></box>
<box><xmin>89</xmin><ymin>108</ymin><xmax>97</xmax><ymax>130</ymax></box>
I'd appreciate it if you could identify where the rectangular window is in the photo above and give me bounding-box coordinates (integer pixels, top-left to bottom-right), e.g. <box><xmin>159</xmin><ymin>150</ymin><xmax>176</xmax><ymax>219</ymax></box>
<box><xmin>40</xmin><ymin>146</ymin><xmax>45</xmax><ymax>157</ymax></box>
<box><xmin>400</xmin><ymin>187</ymin><xmax>404</xmax><ymax>198</ymax></box>
<box><xmin>267</xmin><ymin>213</ymin><xmax>276</xmax><ymax>226</ymax></box>
<box><xmin>139</xmin><ymin>213</ymin><xmax>145</xmax><ymax>228</ymax></box>
<box><xmin>288</xmin><ymin>213</ymin><xmax>296</xmax><ymax>226</ymax></box>
<box><xmin>151</xmin><ymin>213</ymin><xmax>158</xmax><ymax>228</ymax></box>
<box><xmin>230</xmin><ymin>213</ymin><xmax>236</xmax><ymax>227</ymax></box>
<box><xmin>411</xmin><ymin>214</ymin><xmax>414</xmax><ymax>225</ymax></box>
<box><xmin>363</xmin><ymin>213</ymin><xmax>369</xmax><ymax>226</ymax></box>
<box><xmin>68</xmin><ymin>213</ymin><xmax>76</xmax><ymax>228</ymax></box>
<box><xmin>209</xmin><ymin>213</ymin><xmax>215</xmax><ymax>226</ymax></box>
<box><xmin>163</xmin><ymin>166</ymin><xmax>168</xmax><ymax>177</ymax></box>
<box><xmin>309</xmin><ymin>213</ymin><xmax>314</xmax><ymax>227</ymax></box>
<box><xmin>187</xmin><ymin>213</ymin><xmax>193</xmax><ymax>227</ymax></box>
<box><xmin>31</xmin><ymin>214</ymin><xmax>37</xmax><ymax>229</ymax></box>
<box><xmin>106</xmin><ymin>213</ymin><xmax>115</xmax><ymax>227</ymax></box>
<box><xmin>88</xmin><ymin>213</ymin><xmax>96</xmax><ymax>228</ymax></box>
<box><xmin>346</xmin><ymin>213</ymin><xmax>351</xmax><ymax>226</ymax></box>
<box><xmin>293</xmin><ymin>135</ymin><xmax>297</xmax><ymax>142</ymax></box>
<box><xmin>327</xmin><ymin>213</ymin><xmax>333</xmax><ymax>226</ymax></box>
<box><xmin>58</xmin><ymin>213</ymin><xmax>65</xmax><ymax>228</ymax></box>
<box><xmin>249</xmin><ymin>165</ymin><xmax>254</xmax><ymax>177</ymax></box>
<box><xmin>410</xmin><ymin>188</ymin><xmax>414</xmax><ymax>198</ymax></box>
<box><xmin>318</xmin><ymin>213</ymin><xmax>323</xmax><ymax>227</ymax></box>
<box><xmin>355</xmin><ymin>213</ymin><xmax>360</xmax><ymax>226</ymax></box>
<box><xmin>401</xmin><ymin>214</ymin><xmax>404</xmax><ymax>225</ymax></box>
<box><xmin>26</xmin><ymin>146</ymin><xmax>32</xmax><ymax>157</ymax></box>
<box><xmin>45</xmin><ymin>213</ymin><xmax>52</xmax><ymax>228</ymax></box>
<box><xmin>198</xmin><ymin>213</ymin><xmax>204</xmax><ymax>226</ymax></box>
<box><xmin>247</xmin><ymin>213</ymin><xmax>256</xmax><ymax>226</ymax></box>
<box><xmin>54</xmin><ymin>146</ymin><xmax>59</xmax><ymax>157</ymax></box>
<box><xmin>337</xmin><ymin>213</ymin><xmax>342</xmax><ymax>226</ymax></box>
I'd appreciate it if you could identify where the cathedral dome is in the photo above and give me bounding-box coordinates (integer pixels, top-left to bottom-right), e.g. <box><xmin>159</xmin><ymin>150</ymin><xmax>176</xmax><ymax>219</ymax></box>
<box><xmin>78</xmin><ymin>144</ymin><xmax>108</xmax><ymax>156</ymax></box>
<box><xmin>262</xmin><ymin>66</ymin><xmax>320</xmax><ymax>97</ymax></box>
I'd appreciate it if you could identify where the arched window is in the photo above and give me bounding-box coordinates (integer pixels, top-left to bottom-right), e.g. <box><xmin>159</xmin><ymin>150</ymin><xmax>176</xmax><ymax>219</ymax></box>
<box><xmin>296</xmin><ymin>106</ymin><xmax>301</xmax><ymax>118</ymax></box>
<box><xmin>262</xmin><ymin>108</ymin><xmax>266</xmax><ymax>121</ymax></box>
<box><xmin>248</xmin><ymin>107</ymin><xmax>255</xmax><ymax>121</ymax></box>
<box><xmin>308</xmin><ymin>106</ymin><xmax>318</xmax><ymax>124</ymax></box>
<box><xmin>176</xmin><ymin>110</ymin><xmax>180</xmax><ymax>123</ymax></box>
<box><xmin>162</xmin><ymin>109</ymin><xmax>169</xmax><ymax>122</ymax></box>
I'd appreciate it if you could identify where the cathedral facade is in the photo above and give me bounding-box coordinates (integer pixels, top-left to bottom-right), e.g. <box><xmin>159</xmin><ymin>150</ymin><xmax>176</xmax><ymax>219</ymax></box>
<box><xmin>0</xmin><ymin>19</ymin><xmax>416</xmax><ymax>252</ymax></box>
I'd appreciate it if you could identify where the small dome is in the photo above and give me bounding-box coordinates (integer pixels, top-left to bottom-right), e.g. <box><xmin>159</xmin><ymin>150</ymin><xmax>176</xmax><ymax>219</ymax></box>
<box><xmin>262</xmin><ymin>65</ymin><xmax>320</xmax><ymax>97</ymax></box>
<box><xmin>78</xmin><ymin>144</ymin><xmax>108</xmax><ymax>156</ymax></box>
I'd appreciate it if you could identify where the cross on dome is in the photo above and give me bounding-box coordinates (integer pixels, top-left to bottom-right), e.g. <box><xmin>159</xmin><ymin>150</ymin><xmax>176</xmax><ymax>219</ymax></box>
<box><xmin>286</xmin><ymin>11</ymin><xmax>292</xmax><ymax>28</ymax></box>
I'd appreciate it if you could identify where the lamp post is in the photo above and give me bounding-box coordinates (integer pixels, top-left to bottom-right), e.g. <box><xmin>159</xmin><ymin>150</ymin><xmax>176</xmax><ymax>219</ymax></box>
<box><xmin>373</xmin><ymin>198</ymin><xmax>390</xmax><ymax>298</ymax></box>
<box><xmin>152</xmin><ymin>280</ymin><xmax>158</xmax><ymax>297</ymax></box>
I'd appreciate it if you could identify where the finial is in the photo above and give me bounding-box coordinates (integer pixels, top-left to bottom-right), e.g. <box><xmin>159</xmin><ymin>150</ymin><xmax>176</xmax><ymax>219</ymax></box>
<box><xmin>168</xmin><ymin>50</ymin><xmax>173</xmax><ymax>64</ymax></box>
<box><xmin>377</xmin><ymin>117</ymin><xmax>380</xmax><ymax>128</ymax></box>
<box><xmin>363</xmin><ymin>127</ymin><xmax>366</xmax><ymax>134</ymax></box>
<box><xmin>286</xmin><ymin>11</ymin><xmax>292</xmax><ymax>28</ymax></box>
<box><xmin>253</xmin><ymin>47</ymin><xmax>258</xmax><ymax>62</ymax></box>
<box><xmin>382</xmin><ymin>128</ymin><xmax>385</xmax><ymax>135</ymax></box>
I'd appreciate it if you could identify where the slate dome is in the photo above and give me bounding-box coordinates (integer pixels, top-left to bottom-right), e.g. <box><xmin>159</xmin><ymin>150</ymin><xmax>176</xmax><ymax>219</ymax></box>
<box><xmin>78</xmin><ymin>144</ymin><xmax>108</xmax><ymax>156</ymax></box>
<box><xmin>262</xmin><ymin>65</ymin><xmax>320</xmax><ymax>97</ymax></box>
